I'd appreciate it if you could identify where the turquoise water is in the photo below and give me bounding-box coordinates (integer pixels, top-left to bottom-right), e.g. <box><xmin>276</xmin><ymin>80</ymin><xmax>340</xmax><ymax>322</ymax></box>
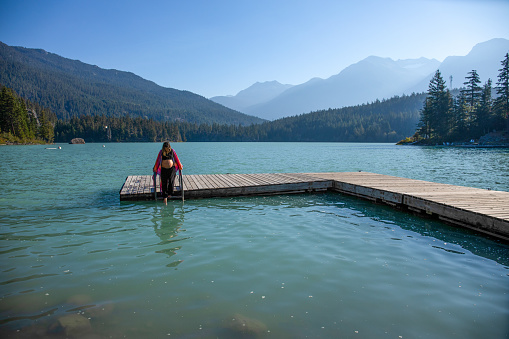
<box><xmin>0</xmin><ymin>142</ymin><xmax>508</xmax><ymax>338</ymax></box>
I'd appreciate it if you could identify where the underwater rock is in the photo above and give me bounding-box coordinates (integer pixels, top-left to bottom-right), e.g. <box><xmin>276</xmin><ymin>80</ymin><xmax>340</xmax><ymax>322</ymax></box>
<box><xmin>227</xmin><ymin>313</ymin><xmax>268</xmax><ymax>336</ymax></box>
<box><xmin>49</xmin><ymin>314</ymin><xmax>92</xmax><ymax>337</ymax></box>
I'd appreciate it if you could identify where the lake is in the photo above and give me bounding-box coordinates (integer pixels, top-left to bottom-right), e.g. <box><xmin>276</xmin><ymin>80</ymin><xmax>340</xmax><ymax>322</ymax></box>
<box><xmin>0</xmin><ymin>142</ymin><xmax>508</xmax><ymax>338</ymax></box>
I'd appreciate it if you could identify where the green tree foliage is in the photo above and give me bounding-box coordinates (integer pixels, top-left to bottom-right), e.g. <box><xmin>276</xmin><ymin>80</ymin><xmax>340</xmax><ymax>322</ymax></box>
<box><xmin>462</xmin><ymin>70</ymin><xmax>482</xmax><ymax>108</ymax></box>
<box><xmin>452</xmin><ymin>91</ymin><xmax>469</xmax><ymax>139</ymax></box>
<box><xmin>494</xmin><ymin>53</ymin><xmax>509</xmax><ymax>130</ymax></box>
<box><xmin>418</xmin><ymin>70</ymin><xmax>453</xmax><ymax>141</ymax></box>
<box><xmin>460</xmin><ymin>70</ymin><xmax>482</xmax><ymax>131</ymax></box>
<box><xmin>0</xmin><ymin>86</ymin><xmax>56</xmax><ymax>143</ymax></box>
<box><xmin>55</xmin><ymin>115</ymin><xmax>183</xmax><ymax>143</ymax></box>
<box><xmin>476</xmin><ymin>79</ymin><xmax>493</xmax><ymax>136</ymax></box>
<box><xmin>416</xmin><ymin>53</ymin><xmax>509</xmax><ymax>143</ymax></box>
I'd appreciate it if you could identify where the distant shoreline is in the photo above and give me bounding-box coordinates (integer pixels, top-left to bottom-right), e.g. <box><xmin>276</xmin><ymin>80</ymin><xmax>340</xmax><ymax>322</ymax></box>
<box><xmin>399</xmin><ymin>143</ymin><xmax>509</xmax><ymax>149</ymax></box>
<box><xmin>398</xmin><ymin>131</ymin><xmax>509</xmax><ymax>148</ymax></box>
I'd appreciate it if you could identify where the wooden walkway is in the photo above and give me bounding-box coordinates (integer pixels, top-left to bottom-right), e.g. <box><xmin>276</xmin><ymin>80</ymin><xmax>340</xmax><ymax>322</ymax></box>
<box><xmin>119</xmin><ymin>172</ymin><xmax>509</xmax><ymax>240</ymax></box>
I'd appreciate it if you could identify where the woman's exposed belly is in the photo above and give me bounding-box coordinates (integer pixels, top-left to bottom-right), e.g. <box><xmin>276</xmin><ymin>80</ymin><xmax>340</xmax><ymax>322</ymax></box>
<box><xmin>161</xmin><ymin>159</ymin><xmax>174</xmax><ymax>168</ymax></box>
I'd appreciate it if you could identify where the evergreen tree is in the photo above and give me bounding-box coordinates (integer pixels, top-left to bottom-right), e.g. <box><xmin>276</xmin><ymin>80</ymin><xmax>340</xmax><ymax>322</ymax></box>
<box><xmin>0</xmin><ymin>87</ymin><xmax>30</xmax><ymax>139</ymax></box>
<box><xmin>452</xmin><ymin>91</ymin><xmax>468</xmax><ymax>140</ymax></box>
<box><xmin>418</xmin><ymin>70</ymin><xmax>453</xmax><ymax>141</ymax></box>
<box><xmin>461</xmin><ymin>70</ymin><xmax>482</xmax><ymax>131</ymax></box>
<box><xmin>494</xmin><ymin>53</ymin><xmax>509</xmax><ymax>131</ymax></box>
<box><xmin>475</xmin><ymin>79</ymin><xmax>492</xmax><ymax>136</ymax></box>
<box><xmin>417</xmin><ymin>97</ymin><xmax>432</xmax><ymax>139</ymax></box>
<box><xmin>462</xmin><ymin>70</ymin><xmax>482</xmax><ymax>107</ymax></box>
<box><xmin>38</xmin><ymin>108</ymin><xmax>55</xmax><ymax>142</ymax></box>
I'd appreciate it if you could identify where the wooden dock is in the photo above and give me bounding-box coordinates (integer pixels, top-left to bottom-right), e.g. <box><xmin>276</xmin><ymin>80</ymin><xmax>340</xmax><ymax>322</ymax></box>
<box><xmin>119</xmin><ymin>172</ymin><xmax>509</xmax><ymax>241</ymax></box>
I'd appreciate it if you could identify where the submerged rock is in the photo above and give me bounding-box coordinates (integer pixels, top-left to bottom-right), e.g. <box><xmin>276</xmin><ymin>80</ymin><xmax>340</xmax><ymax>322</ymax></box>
<box><xmin>49</xmin><ymin>314</ymin><xmax>92</xmax><ymax>337</ymax></box>
<box><xmin>226</xmin><ymin>313</ymin><xmax>268</xmax><ymax>336</ymax></box>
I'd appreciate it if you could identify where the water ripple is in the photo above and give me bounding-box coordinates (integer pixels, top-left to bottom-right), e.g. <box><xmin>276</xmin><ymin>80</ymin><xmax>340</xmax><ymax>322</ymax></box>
<box><xmin>1</xmin><ymin>273</ymin><xmax>59</xmax><ymax>286</ymax></box>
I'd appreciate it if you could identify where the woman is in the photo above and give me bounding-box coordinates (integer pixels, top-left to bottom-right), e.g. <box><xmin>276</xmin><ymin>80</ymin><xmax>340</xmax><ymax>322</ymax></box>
<box><xmin>153</xmin><ymin>141</ymin><xmax>183</xmax><ymax>204</ymax></box>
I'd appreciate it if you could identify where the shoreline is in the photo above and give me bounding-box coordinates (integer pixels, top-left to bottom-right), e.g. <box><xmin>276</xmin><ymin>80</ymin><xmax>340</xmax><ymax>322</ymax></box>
<box><xmin>399</xmin><ymin>143</ymin><xmax>509</xmax><ymax>148</ymax></box>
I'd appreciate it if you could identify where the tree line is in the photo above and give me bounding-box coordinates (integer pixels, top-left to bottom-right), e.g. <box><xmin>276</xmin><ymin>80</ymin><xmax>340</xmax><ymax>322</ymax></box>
<box><xmin>51</xmin><ymin>93</ymin><xmax>424</xmax><ymax>143</ymax></box>
<box><xmin>415</xmin><ymin>53</ymin><xmax>509</xmax><ymax>143</ymax></box>
<box><xmin>0</xmin><ymin>84</ymin><xmax>446</xmax><ymax>144</ymax></box>
<box><xmin>0</xmin><ymin>85</ymin><xmax>56</xmax><ymax>144</ymax></box>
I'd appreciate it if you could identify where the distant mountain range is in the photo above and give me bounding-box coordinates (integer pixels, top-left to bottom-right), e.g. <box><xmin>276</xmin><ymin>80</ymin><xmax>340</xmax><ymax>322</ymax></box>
<box><xmin>211</xmin><ymin>81</ymin><xmax>294</xmax><ymax>113</ymax></box>
<box><xmin>0</xmin><ymin>42</ymin><xmax>263</xmax><ymax>125</ymax></box>
<box><xmin>1</xmin><ymin>38</ymin><xmax>507</xmax><ymax>125</ymax></box>
<box><xmin>211</xmin><ymin>38</ymin><xmax>509</xmax><ymax>120</ymax></box>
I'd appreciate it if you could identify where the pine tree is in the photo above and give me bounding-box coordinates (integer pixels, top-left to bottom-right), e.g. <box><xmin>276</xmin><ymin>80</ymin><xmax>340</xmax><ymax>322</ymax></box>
<box><xmin>494</xmin><ymin>53</ymin><xmax>509</xmax><ymax>131</ymax></box>
<box><xmin>462</xmin><ymin>70</ymin><xmax>482</xmax><ymax>106</ymax></box>
<box><xmin>461</xmin><ymin>70</ymin><xmax>482</xmax><ymax>131</ymax></box>
<box><xmin>38</xmin><ymin>108</ymin><xmax>55</xmax><ymax>142</ymax></box>
<box><xmin>418</xmin><ymin>70</ymin><xmax>452</xmax><ymax>141</ymax></box>
<box><xmin>452</xmin><ymin>91</ymin><xmax>468</xmax><ymax>140</ymax></box>
<box><xmin>475</xmin><ymin>79</ymin><xmax>493</xmax><ymax>136</ymax></box>
<box><xmin>417</xmin><ymin>97</ymin><xmax>432</xmax><ymax>139</ymax></box>
<box><xmin>0</xmin><ymin>87</ymin><xmax>30</xmax><ymax>139</ymax></box>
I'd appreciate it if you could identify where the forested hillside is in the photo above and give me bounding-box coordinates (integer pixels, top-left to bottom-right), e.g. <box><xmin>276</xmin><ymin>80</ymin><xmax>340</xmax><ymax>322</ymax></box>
<box><xmin>253</xmin><ymin>93</ymin><xmax>425</xmax><ymax>142</ymax></box>
<box><xmin>53</xmin><ymin>93</ymin><xmax>425</xmax><ymax>143</ymax></box>
<box><xmin>0</xmin><ymin>42</ymin><xmax>263</xmax><ymax>125</ymax></box>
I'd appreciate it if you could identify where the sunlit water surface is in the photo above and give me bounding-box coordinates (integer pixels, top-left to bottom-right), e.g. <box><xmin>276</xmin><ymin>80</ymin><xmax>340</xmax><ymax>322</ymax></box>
<box><xmin>0</xmin><ymin>143</ymin><xmax>508</xmax><ymax>338</ymax></box>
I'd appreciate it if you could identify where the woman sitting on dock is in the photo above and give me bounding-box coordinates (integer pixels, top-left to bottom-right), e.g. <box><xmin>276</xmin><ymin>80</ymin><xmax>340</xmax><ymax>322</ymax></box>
<box><xmin>153</xmin><ymin>141</ymin><xmax>183</xmax><ymax>204</ymax></box>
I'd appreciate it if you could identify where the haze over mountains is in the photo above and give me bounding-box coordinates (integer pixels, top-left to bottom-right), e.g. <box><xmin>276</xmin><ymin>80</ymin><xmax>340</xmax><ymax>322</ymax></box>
<box><xmin>211</xmin><ymin>38</ymin><xmax>509</xmax><ymax>120</ymax></box>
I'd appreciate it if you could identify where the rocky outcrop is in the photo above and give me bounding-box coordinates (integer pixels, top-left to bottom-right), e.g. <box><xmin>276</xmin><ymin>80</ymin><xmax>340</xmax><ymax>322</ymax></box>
<box><xmin>70</xmin><ymin>138</ymin><xmax>85</xmax><ymax>144</ymax></box>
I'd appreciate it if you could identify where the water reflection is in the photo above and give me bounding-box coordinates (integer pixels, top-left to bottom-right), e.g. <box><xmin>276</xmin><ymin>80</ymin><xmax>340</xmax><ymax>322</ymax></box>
<box><xmin>328</xmin><ymin>192</ymin><xmax>509</xmax><ymax>266</ymax></box>
<box><xmin>150</xmin><ymin>203</ymin><xmax>187</xmax><ymax>268</ymax></box>
<box><xmin>189</xmin><ymin>192</ymin><xmax>509</xmax><ymax>267</ymax></box>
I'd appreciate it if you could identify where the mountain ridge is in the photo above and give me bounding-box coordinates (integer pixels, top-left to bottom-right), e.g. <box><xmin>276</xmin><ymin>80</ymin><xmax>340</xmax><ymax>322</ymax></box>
<box><xmin>210</xmin><ymin>80</ymin><xmax>293</xmax><ymax>113</ymax></box>
<box><xmin>0</xmin><ymin>42</ymin><xmax>264</xmax><ymax>125</ymax></box>
<box><xmin>211</xmin><ymin>38</ymin><xmax>509</xmax><ymax>120</ymax></box>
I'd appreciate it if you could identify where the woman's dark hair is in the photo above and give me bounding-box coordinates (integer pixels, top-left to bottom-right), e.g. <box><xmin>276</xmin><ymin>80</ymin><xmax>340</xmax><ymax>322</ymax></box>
<box><xmin>162</xmin><ymin>141</ymin><xmax>171</xmax><ymax>156</ymax></box>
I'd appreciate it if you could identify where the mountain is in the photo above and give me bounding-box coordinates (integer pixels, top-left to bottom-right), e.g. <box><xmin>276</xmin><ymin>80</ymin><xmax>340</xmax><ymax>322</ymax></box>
<box><xmin>0</xmin><ymin>42</ymin><xmax>264</xmax><ymax>125</ymax></box>
<box><xmin>224</xmin><ymin>38</ymin><xmax>508</xmax><ymax>120</ymax></box>
<box><xmin>243</xmin><ymin>57</ymin><xmax>440</xmax><ymax>120</ymax></box>
<box><xmin>210</xmin><ymin>81</ymin><xmax>293</xmax><ymax>112</ymax></box>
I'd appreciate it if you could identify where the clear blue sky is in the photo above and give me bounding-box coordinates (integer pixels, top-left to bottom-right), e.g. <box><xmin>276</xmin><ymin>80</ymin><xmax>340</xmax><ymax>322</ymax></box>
<box><xmin>1</xmin><ymin>0</ymin><xmax>508</xmax><ymax>98</ymax></box>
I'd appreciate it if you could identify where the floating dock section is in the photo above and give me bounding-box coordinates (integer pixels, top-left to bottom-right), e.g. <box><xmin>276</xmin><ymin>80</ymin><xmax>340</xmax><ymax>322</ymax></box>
<box><xmin>120</xmin><ymin>172</ymin><xmax>509</xmax><ymax>241</ymax></box>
